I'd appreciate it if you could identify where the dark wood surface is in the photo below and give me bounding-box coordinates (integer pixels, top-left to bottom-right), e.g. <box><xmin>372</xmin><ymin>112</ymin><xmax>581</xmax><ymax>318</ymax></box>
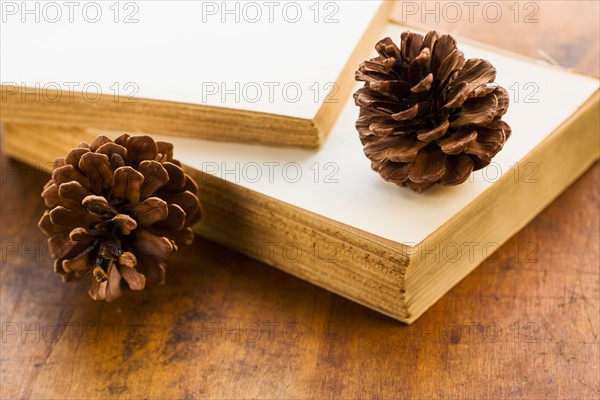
<box><xmin>1</xmin><ymin>2</ymin><xmax>598</xmax><ymax>398</ymax></box>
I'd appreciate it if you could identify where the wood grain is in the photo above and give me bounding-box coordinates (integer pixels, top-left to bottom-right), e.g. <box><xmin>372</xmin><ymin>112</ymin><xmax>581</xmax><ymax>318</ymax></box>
<box><xmin>1</xmin><ymin>1</ymin><xmax>599</xmax><ymax>398</ymax></box>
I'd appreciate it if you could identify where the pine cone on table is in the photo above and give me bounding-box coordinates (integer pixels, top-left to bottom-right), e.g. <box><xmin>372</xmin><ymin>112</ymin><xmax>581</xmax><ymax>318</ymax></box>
<box><xmin>354</xmin><ymin>31</ymin><xmax>511</xmax><ymax>193</ymax></box>
<box><xmin>38</xmin><ymin>134</ymin><xmax>202</xmax><ymax>301</ymax></box>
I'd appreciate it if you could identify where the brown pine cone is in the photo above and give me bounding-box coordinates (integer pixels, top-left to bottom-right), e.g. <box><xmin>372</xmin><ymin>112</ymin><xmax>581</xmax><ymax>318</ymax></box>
<box><xmin>38</xmin><ymin>134</ymin><xmax>202</xmax><ymax>301</ymax></box>
<box><xmin>354</xmin><ymin>31</ymin><xmax>511</xmax><ymax>193</ymax></box>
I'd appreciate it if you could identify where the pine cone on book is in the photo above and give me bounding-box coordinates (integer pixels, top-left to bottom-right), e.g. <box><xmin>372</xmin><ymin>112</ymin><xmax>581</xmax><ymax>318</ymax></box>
<box><xmin>38</xmin><ymin>134</ymin><xmax>202</xmax><ymax>301</ymax></box>
<box><xmin>354</xmin><ymin>31</ymin><xmax>511</xmax><ymax>193</ymax></box>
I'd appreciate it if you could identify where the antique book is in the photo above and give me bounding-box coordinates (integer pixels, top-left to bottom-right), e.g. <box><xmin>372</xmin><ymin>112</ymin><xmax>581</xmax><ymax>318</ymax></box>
<box><xmin>0</xmin><ymin>1</ymin><xmax>390</xmax><ymax>148</ymax></box>
<box><xmin>3</xmin><ymin>22</ymin><xmax>598</xmax><ymax>323</ymax></box>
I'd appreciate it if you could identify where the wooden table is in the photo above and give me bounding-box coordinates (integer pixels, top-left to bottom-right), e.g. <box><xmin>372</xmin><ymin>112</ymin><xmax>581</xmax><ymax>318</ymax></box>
<box><xmin>1</xmin><ymin>2</ymin><xmax>598</xmax><ymax>398</ymax></box>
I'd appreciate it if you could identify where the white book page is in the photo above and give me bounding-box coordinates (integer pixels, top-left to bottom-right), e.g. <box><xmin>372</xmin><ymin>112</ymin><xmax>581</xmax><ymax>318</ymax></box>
<box><xmin>0</xmin><ymin>0</ymin><xmax>382</xmax><ymax>119</ymax></box>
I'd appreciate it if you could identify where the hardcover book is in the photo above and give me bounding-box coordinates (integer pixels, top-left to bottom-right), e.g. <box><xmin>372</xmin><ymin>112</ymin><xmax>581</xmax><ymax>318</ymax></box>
<box><xmin>3</xmin><ymin>22</ymin><xmax>598</xmax><ymax>323</ymax></box>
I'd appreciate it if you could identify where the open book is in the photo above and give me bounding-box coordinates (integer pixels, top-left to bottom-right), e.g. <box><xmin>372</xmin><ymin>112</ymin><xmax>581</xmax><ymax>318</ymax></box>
<box><xmin>3</xmin><ymin>22</ymin><xmax>598</xmax><ymax>323</ymax></box>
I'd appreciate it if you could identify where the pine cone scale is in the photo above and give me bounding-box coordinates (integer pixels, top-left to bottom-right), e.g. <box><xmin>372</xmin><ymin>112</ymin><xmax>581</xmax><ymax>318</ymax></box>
<box><xmin>437</xmin><ymin>51</ymin><xmax>465</xmax><ymax>85</ymax></box>
<box><xmin>437</xmin><ymin>129</ymin><xmax>478</xmax><ymax>155</ymax></box>
<box><xmin>138</xmin><ymin>160</ymin><xmax>169</xmax><ymax>200</ymax></box>
<box><xmin>452</xmin><ymin>59</ymin><xmax>497</xmax><ymax>91</ymax></box>
<box><xmin>126</xmin><ymin>136</ymin><xmax>157</xmax><ymax>167</ymax></box>
<box><xmin>411</xmin><ymin>73</ymin><xmax>434</xmax><ymax>93</ymax></box>
<box><xmin>154</xmin><ymin>204</ymin><xmax>186</xmax><ymax>231</ymax></box>
<box><xmin>53</xmin><ymin>164</ymin><xmax>91</xmax><ymax>191</ymax></box>
<box><xmin>161</xmin><ymin>162</ymin><xmax>186</xmax><ymax>192</ymax></box>
<box><xmin>416</xmin><ymin>118</ymin><xmax>449</xmax><ymax>141</ymax></box>
<box><xmin>132</xmin><ymin>229</ymin><xmax>174</xmax><ymax>259</ymax></box>
<box><xmin>408</xmin><ymin>149</ymin><xmax>447</xmax><ymax>184</ymax></box>
<box><xmin>65</xmin><ymin>148</ymin><xmax>89</xmax><ymax>167</ymax></box>
<box><xmin>64</xmin><ymin>245</ymin><xmax>96</xmax><ymax>272</ymax></box>
<box><xmin>441</xmin><ymin>154</ymin><xmax>474</xmax><ymax>185</ymax></box>
<box><xmin>120</xmin><ymin>266</ymin><xmax>145</xmax><ymax>291</ymax></box>
<box><xmin>96</xmin><ymin>142</ymin><xmax>127</xmax><ymax>159</ymax></box>
<box><xmin>451</xmin><ymin>94</ymin><xmax>498</xmax><ymax>127</ymax></box>
<box><xmin>120</xmin><ymin>197</ymin><xmax>165</xmax><ymax>227</ymax></box>
<box><xmin>79</xmin><ymin>152</ymin><xmax>114</xmax><ymax>192</ymax></box>
<box><xmin>60</xmin><ymin>182</ymin><xmax>91</xmax><ymax>210</ymax></box>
